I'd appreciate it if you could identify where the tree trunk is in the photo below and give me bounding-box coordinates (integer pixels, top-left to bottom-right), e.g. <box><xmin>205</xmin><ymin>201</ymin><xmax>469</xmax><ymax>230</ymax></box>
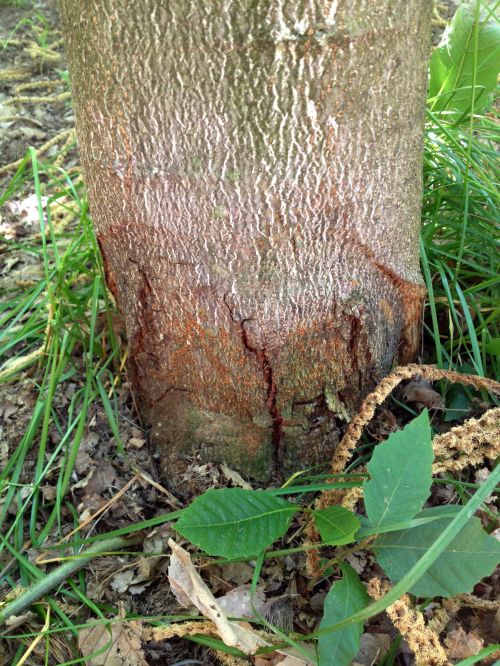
<box><xmin>58</xmin><ymin>1</ymin><xmax>431</xmax><ymax>480</ymax></box>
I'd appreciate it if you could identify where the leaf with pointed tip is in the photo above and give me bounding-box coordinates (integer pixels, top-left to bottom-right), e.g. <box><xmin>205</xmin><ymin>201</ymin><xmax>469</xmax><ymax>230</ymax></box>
<box><xmin>174</xmin><ymin>488</ymin><xmax>297</xmax><ymax>558</ymax></box>
<box><xmin>363</xmin><ymin>410</ymin><xmax>433</xmax><ymax>529</ymax></box>
<box><xmin>374</xmin><ymin>506</ymin><xmax>500</xmax><ymax>597</ymax></box>
<box><xmin>429</xmin><ymin>2</ymin><xmax>500</xmax><ymax>117</ymax></box>
<box><xmin>318</xmin><ymin>564</ymin><xmax>369</xmax><ymax>666</ymax></box>
<box><xmin>313</xmin><ymin>506</ymin><xmax>360</xmax><ymax>546</ymax></box>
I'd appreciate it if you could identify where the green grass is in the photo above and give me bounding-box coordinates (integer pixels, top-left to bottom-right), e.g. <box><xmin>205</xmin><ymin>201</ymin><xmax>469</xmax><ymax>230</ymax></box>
<box><xmin>0</xmin><ymin>5</ymin><xmax>499</xmax><ymax>664</ymax></box>
<box><xmin>421</xmin><ymin>107</ymin><xmax>499</xmax><ymax>379</ymax></box>
<box><xmin>0</xmin><ymin>153</ymin><xmax>128</xmax><ymax>663</ymax></box>
<box><xmin>0</xmin><ymin>12</ymin><xmax>50</xmax><ymax>50</ymax></box>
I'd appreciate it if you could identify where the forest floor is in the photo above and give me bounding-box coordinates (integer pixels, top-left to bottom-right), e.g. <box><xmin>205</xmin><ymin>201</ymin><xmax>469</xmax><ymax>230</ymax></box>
<box><xmin>0</xmin><ymin>2</ymin><xmax>498</xmax><ymax>666</ymax></box>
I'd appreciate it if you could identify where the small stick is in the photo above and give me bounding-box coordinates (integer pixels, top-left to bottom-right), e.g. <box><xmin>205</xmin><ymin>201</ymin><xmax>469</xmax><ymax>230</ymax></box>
<box><xmin>0</xmin><ymin>535</ymin><xmax>141</xmax><ymax>627</ymax></box>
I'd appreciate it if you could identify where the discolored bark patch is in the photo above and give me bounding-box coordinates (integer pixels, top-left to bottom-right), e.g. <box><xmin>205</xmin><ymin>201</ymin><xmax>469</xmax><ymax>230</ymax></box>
<box><xmin>59</xmin><ymin>0</ymin><xmax>432</xmax><ymax>481</ymax></box>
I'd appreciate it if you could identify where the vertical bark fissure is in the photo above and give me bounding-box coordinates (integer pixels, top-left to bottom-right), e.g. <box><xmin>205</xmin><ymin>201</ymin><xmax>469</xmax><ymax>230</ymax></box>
<box><xmin>347</xmin><ymin>315</ymin><xmax>363</xmax><ymax>395</ymax></box>
<box><xmin>239</xmin><ymin>321</ymin><xmax>283</xmax><ymax>471</ymax></box>
<box><xmin>223</xmin><ymin>296</ymin><xmax>283</xmax><ymax>469</ymax></box>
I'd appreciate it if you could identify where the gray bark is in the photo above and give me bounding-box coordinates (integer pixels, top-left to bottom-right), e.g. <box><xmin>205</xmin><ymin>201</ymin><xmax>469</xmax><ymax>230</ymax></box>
<box><xmin>58</xmin><ymin>0</ymin><xmax>432</xmax><ymax>480</ymax></box>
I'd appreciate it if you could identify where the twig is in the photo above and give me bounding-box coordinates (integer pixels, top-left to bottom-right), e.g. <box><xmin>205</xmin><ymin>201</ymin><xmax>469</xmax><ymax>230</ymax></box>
<box><xmin>0</xmin><ymin>535</ymin><xmax>141</xmax><ymax>627</ymax></box>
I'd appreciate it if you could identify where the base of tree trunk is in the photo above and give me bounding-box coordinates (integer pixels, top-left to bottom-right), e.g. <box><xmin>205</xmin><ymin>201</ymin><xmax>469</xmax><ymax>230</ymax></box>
<box><xmin>58</xmin><ymin>0</ymin><xmax>431</xmax><ymax>483</ymax></box>
<box><xmin>131</xmin><ymin>282</ymin><xmax>424</xmax><ymax>482</ymax></box>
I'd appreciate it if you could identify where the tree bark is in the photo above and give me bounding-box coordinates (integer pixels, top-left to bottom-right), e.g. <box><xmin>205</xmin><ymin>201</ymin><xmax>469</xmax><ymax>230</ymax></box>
<box><xmin>58</xmin><ymin>1</ymin><xmax>432</xmax><ymax>480</ymax></box>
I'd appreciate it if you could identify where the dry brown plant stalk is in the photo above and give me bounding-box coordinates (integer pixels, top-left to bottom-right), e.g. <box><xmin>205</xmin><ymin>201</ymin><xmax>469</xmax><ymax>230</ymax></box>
<box><xmin>14</xmin><ymin>80</ymin><xmax>62</xmax><ymax>94</ymax></box>
<box><xmin>145</xmin><ymin>621</ymin><xmax>249</xmax><ymax>665</ymax></box>
<box><xmin>317</xmin><ymin>364</ymin><xmax>499</xmax><ymax>511</ymax></box>
<box><xmin>307</xmin><ymin>365</ymin><xmax>499</xmax><ymax>590</ymax></box>
<box><xmin>433</xmin><ymin>407</ymin><xmax>500</xmax><ymax>474</ymax></box>
<box><xmin>0</xmin><ymin>129</ymin><xmax>74</xmax><ymax>176</ymax></box>
<box><xmin>367</xmin><ymin>577</ymin><xmax>449</xmax><ymax>666</ymax></box>
<box><xmin>6</xmin><ymin>92</ymin><xmax>71</xmax><ymax>105</ymax></box>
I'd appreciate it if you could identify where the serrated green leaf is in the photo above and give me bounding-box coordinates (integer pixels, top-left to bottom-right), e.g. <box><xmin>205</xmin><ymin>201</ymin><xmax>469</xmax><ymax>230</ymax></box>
<box><xmin>315</xmin><ymin>468</ymin><xmax>500</xmax><ymax>639</ymax></box>
<box><xmin>313</xmin><ymin>506</ymin><xmax>360</xmax><ymax>546</ymax></box>
<box><xmin>363</xmin><ymin>411</ymin><xmax>433</xmax><ymax>529</ymax></box>
<box><xmin>318</xmin><ymin>563</ymin><xmax>369</xmax><ymax>666</ymax></box>
<box><xmin>374</xmin><ymin>506</ymin><xmax>500</xmax><ymax>597</ymax></box>
<box><xmin>174</xmin><ymin>488</ymin><xmax>297</xmax><ymax>558</ymax></box>
<box><xmin>429</xmin><ymin>2</ymin><xmax>500</xmax><ymax>117</ymax></box>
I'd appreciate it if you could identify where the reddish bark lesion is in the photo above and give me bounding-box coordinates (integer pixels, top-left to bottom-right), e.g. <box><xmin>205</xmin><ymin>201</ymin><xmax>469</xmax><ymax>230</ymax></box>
<box><xmin>96</xmin><ymin>237</ymin><xmax>119</xmax><ymax>303</ymax></box>
<box><xmin>348</xmin><ymin>232</ymin><xmax>425</xmax><ymax>363</ymax></box>
<box><xmin>222</xmin><ymin>294</ymin><xmax>284</xmax><ymax>471</ymax></box>
<box><xmin>108</xmin><ymin>227</ymin><xmax>423</xmax><ymax>481</ymax></box>
<box><xmin>397</xmin><ymin>282</ymin><xmax>426</xmax><ymax>363</ymax></box>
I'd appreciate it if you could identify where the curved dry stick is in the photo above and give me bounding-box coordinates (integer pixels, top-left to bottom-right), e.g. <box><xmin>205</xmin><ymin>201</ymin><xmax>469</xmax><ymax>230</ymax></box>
<box><xmin>332</xmin><ymin>364</ymin><xmax>500</xmax><ymax>477</ymax></box>
<box><xmin>310</xmin><ymin>364</ymin><xmax>500</xmax><ymax>569</ymax></box>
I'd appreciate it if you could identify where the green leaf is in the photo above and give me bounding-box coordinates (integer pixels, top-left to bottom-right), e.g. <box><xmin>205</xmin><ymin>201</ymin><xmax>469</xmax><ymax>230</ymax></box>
<box><xmin>485</xmin><ymin>338</ymin><xmax>500</xmax><ymax>357</ymax></box>
<box><xmin>174</xmin><ymin>488</ymin><xmax>297</xmax><ymax>558</ymax></box>
<box><xmin>363</xmin><ymin>411</ymin><xmax>433</xmax><ymax>529</ymax></box>
<box><xmin>444</xmin><ymin>384</ymin><xmax>471</xmax><ymax>422</ymax></box>
<box><xmin>429</xmin><ymin>2</ymin><xmax>500</xmax><ymax>117</ymax></box>
<box><xmin>314</xmin><ymin>466</ymin><xmax>500</xmax><ymax>638</ymax></box>
<box><xmin>313</xmin><ymin>506</ymin><xmax>360</xmax><ymax>546</ymax></box>
<box><xmin>373</xmin><ymin>506</ymin><xmax>500</xmax><ymax>597</ymax></box>
<box><xmin>318</xmin><ymin>564</ymin><xmax>369</xmax><ymax>666</ymax></box>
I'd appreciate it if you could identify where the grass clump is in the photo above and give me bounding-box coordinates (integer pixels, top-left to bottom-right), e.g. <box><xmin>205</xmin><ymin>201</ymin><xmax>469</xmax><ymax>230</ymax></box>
<box><xmin>421</xmin><ymin>0</ymin><xmax>500</xmax><ymax>379</ymax></box>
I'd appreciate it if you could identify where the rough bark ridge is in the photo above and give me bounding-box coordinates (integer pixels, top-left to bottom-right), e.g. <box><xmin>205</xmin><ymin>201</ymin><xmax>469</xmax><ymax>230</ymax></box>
<box><xmin>58</xmin><ymin>0</ymin><xmax>431</xmax><ymax>480</ymax></box>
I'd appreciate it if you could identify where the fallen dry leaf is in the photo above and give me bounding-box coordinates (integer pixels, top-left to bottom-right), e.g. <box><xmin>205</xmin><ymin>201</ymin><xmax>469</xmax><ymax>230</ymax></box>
<box><xmin>111</xmin><ymin>570</ymin><xmax>135</xmax><ymax>594</ymax></box>
<box><xmin>4</xmin><ymin>612</ymin><xmax>34</xmax><ymax>630</ymax></box>
<box><xmin>127</xmin><ymin>437</ymin><xmax>145</xmax><ymax>448</ymax></box>
<box><xmin>401</xmin><ymin>380</ymin><xmax>445</xmax><ymax>411</ymax></box>
<box><xmin>254</xmin><ymin>645</ymin><xmax>316</xmax><ymax>666</ymax></box>
<box><xmin>353</xmin><ymin>632</ymin><xmax>391</xmax><ymax>665</ymax></box>
<box><xmin>444</xmin><ymin>626</ymin><xmax>484</xmax><ymax>660</ymax></box>
<box><xmin>217</xmin><ymin>584</ymin><xmax>266</xmax><ymax>619</ymax></box>
<box><xmin>219</xmin><ymin>561</ymin><xmax>254</xmax><ymax>586</ymax></box>
<box><xmin>78</xmin><ymin>617</ymin><xmax>148</xmax><ymax>666</ymax></box>
<box><xmin>168</xmin><ymin>538</ymin><xmax>268</xmax><ymax>655</ymax></box>
<box><xmin>0</xmin><ymin>436</ymin><xmax>8</xmax><ymax>468</ymax></box>
<box><xmin>220</xmin><ymin>463</ymin><xmax>253</xmax><ymax>489</ymax></box>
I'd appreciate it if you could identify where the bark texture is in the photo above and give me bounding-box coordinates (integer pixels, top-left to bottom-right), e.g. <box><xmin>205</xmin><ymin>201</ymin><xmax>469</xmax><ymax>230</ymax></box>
<box><xmin>58</xmin><ymin>1</ymin><xmax>432</xmax><ymax>480</ymax></box>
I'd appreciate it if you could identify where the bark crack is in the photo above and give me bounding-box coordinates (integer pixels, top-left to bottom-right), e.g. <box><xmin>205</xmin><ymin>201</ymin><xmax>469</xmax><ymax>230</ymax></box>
<box><xmin>223</xmin><ymin>294</ymin><xmax>283</xmax><ymax>471</ymax></box>
<box><xmin>152</xmin><ymin>385</ymin><xmax>192</xmax><ymax>407</ymax></box>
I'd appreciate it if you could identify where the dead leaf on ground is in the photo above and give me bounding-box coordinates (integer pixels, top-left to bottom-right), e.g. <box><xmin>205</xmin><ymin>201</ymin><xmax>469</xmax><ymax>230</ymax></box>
<box><xmin>78</xmin><ymin>616</ymin><xmax>148</xmax><ymax>666</ymax></box>
<box><xmin>366</xmin><ymin>408</ymin><xmax>398</xmax><ymax>441</ymax></box>
<box><xmin>254</xmin><ymin>645</ymin><xmax>317</xmax><ymax>665</ymax></box>
<box><xmin>352</xmin><ymin>633</ymin><xmax>391</xmax><ymax>666</ymax></box>
<box><xmin>345</xmin><ymin>551</ymin><xmax>368</xmax><ymax>575</ymax></box>
<box><xmin>111</xmin><ymin>570</ymin><xmax>136</xmax><ymax>594</ymax></box>
<box><xmin>0</xmin><ymin>434</ymin><xmax>8</xmax><ymax>468</ymax></box>
<box><xmin>444</xmin><ymin>626</ymin><xmax>484</xmax><ymax>660</ymax></box>
<box><xmin>4</xmin><ymin>612</ymin><xmax>34</xmax><ymax>630</ymax></box>
<box><xmin>217</xmin><ymin>584</ymin><xmax>266</xmax><ymax>619</ymax></box>
<box><xmin>401</xmin><ymin>380</ymin><xmax>445</xmax><ymax>411</ymax></box>
<box><xmin>220</xmin><ymin>463</ymin><xmax>253</xmax><ymax>489</ymax></box>
<box><xmin>168</xmin><ymin>538</ymin><xmax>269</xmax><ymax>655</ymax></box>
<box><xmin>225</xmin><ymin>562</ymin><xmax>254</xmax><ymax>585</ymax></box>
<box><xmin>127</xmin><ymin>437</ymin><xmax>145</xmax><ymax>449</ymax></box>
